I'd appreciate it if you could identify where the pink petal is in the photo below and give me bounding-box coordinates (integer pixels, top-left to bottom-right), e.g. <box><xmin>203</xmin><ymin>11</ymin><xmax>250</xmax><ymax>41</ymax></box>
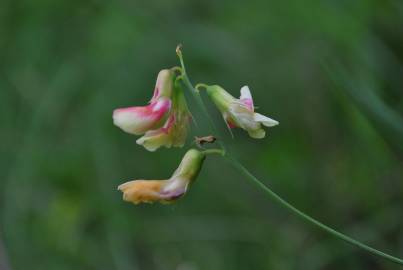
<box><xmin>113</xmin><ymin>98</ymin><xmax>171</xmax><ymax>135</ymax></box>
<box><xmin>224</xmin><ymin>114</ymin><xmax>238</xmax><ymax>128</ymax></box>
<box><xmin>227</xmin><ymin>120</ymin><xmax>237</xmax><ymax>129</ymax></box>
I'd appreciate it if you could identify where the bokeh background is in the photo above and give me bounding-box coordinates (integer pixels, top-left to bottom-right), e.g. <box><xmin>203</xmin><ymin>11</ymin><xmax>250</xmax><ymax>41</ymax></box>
<box><xmin>1</xmin><ymin>0</ymin><xmax>403</xmax><ymax>269</ymax></box>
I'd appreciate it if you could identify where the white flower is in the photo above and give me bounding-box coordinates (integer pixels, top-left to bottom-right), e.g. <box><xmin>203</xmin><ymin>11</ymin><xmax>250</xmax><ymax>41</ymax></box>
<box><xmin>206</xmin><ymin>85</ymin><xmax>278</xmax><ymax>138</ymax></box>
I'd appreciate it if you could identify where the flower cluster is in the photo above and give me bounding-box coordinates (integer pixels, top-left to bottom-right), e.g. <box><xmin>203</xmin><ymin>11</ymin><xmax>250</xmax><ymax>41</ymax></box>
<box><xmin>114</xmin><ymin>66</ymin><xmax>278</xmax><ymax>205</ymax></box>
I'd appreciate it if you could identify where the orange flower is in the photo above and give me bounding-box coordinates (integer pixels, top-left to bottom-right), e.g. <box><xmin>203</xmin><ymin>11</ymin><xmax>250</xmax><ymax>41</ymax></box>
<box><xmin>117</xmin><ymin>149</ymin><xmax>205</xmax><ymax>204</ymax></box>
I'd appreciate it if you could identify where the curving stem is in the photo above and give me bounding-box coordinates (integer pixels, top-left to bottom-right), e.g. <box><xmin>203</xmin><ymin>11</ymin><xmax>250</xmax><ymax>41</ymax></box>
<box><xmin>175</xmin><ymin>44</ymin><xmax>403</xmax><ymax>265</ymax></box>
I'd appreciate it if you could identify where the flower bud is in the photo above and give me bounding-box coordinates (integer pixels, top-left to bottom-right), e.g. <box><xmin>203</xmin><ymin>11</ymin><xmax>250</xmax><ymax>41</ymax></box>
<box><xmin>206</xmin><ymin>85</ymin><xmax>278</xmax><ymax>138</ymax></box>
<box><xmin>118</xmin><ymin>149</ymin><xmax>205</xmax><ymax>204</ymax></box>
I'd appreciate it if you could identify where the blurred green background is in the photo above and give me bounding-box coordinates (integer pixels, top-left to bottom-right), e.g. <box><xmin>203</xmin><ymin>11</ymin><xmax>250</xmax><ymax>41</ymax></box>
<box><xmin>1</xmin><ymin>0</ymin><xmax>403</xmax><ymax>269</ymax></box>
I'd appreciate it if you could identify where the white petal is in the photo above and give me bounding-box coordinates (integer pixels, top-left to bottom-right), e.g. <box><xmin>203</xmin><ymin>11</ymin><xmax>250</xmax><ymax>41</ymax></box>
<box><xmin>136</xmin><ymin>136</ymin><xmax>164</xmax><ymax>152</ymax></box>
<box><xmin>136</xmin><ymin>130</ymin><xmax>174</xmax><ymax>152</ymax></box>
<box><xmin>239</xmin><ymin>86</ymin><xmax>254</xmax><ymax>110</ymax></box>
<box><xmin>113</xmin><ymin>109</ymin><xmax>150</xmax><ymax>135</ymax></box>
<box><xmin>253</xmin><ymin>113</ymin><xmax>279</xmax><ymax>127</ymax></box>
<box><xmin>240</xmin><ymin>85</ymin><xmax>252</xmax><ymax>100</ymax></box>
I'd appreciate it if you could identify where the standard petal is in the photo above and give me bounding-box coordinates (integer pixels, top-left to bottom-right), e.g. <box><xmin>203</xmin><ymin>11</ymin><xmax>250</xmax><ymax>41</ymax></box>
<box><xmin>240</xmin><ymin>85</ymin><xmax>254</xmax><ymax>110</ymax></box>
<box><xmin>113</xmin><ymin>98</ymin><xmax>171</xmax><ymax>135</ymax></box>
<box><xmin>150</xmin><ymin>69</ymin><xmax>174</xmax><ymax>103</ymax></box>
<box><xmin>253</xmin><ymin>113</ymin><xmax>279</xmax><ymax>127</ymax></box>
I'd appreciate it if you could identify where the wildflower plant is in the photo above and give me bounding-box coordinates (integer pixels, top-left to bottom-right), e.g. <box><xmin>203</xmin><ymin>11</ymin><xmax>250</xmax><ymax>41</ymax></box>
<box><xmin>113</xmin><ymin>45</ymin><xmax>403</xmax><ymax>265</ymax></box>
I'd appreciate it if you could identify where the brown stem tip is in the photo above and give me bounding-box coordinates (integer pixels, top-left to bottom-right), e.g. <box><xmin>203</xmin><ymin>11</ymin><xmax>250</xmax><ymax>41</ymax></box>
<box><xmin>176</xmin><ymin>44</ymin><xmax>183</xmax><ymax>56</ymax></box>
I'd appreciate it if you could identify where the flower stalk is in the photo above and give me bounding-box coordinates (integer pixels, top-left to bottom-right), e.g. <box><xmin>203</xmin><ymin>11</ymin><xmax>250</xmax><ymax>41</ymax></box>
<box><xmin>176</xmin><ymin>45</ymin><xmax>227</xmax><ymax>152</ymax></box>
<box><xmin>201</xmin><ymin>148</ymin><xmax>225</xmax><ymax>156</ymax></box>
<box><xmin>175</xmin><ymin>45</ymin><xmax>403</xmax><ymax>265</ymax></box>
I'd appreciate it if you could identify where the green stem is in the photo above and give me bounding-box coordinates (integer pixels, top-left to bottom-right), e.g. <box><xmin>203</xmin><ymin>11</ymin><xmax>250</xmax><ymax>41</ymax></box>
<box><xmin>227</xmin><ymin>156</ymin><xmax>403</xmax><ymax>265</ymax></box>
<box><xmin>176</xmin><ymin>45</ymin><xmax>403</xmax><ymax>265</ymax></box>
<box><xmin>176</xmin><ymin>47</ymin><xmax>227</xmax><ymax>152</ymax></box>
<box><xmin>202</xmin><ymin>148</ymin><xmax>225</xmax><ymax>156</ymax></box>
<box><xmin>195</xmin><ymin>83</ymin><xmax>209</xmax><ymax>90</ymax></box>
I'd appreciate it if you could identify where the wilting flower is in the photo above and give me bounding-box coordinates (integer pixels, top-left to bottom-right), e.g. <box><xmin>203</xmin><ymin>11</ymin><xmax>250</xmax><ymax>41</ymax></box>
<box><xmin>206</xmin><ymin>85</ymin><xmax>278</xmax><ymax>138</ymax></box>
<box><xmin>113</xmin><ymin>69</ymin><xmax>174</xmax><ymax>135</ymax></box>
<box><xmin>117</xmin><ymin>149</ymin><xmax>205</xmax><ymax>204</ymax></box>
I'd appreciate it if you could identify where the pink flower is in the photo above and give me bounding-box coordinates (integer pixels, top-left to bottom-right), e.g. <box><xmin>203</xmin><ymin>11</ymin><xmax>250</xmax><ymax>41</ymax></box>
<box><xmin>206</xmin><ymin>85</ymin><xmax>279</xmax><ymax>138</ymax></box>
<box><xmin>136</xmin><ymin>86</ymin><xmax>191</xmax><ymax>151</ymax></box>
<box><xmin>113</xmin><ymin>98</ymin><xmax>171</xmax><ymax>135</ymax></box>
<box><xmin>113</xmin><ymin>69</ymin><xmax>174</xmax><ymax>135</ymax></box>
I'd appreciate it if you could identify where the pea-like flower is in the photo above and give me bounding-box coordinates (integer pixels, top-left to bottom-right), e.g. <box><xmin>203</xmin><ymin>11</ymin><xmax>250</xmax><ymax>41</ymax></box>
<box><xmin>136</xmin><ymin>84</ymin><xmax>191</xmax><ymax>151</ymax></box>
<box><xmin>206</xmin><ymin>85</ymin><xmax>279</xmax><ymax>138</ymax></box>
<box><xmin>113</xmin><ymin>68</ymin><xmax>192</xmax><ymax>151</ymax></box>
<box><xmin>113</xmin><ymin>69</ymin><xmax>174</xmax><ymax>135</ymax></box>
<box><xmin>117</xmin><ymin>149</ymin><xmax>205</xmax><ymax>204</ymax></box>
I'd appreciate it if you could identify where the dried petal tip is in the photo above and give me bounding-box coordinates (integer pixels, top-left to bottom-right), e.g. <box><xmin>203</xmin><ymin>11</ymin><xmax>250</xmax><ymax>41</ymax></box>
<box><xmin>176</xmin><ymin>44</ymin><xmax>183</xmax><ymax>56</ymax></box>
<box><xmin>117</xmin><ymin>149</ymin><xmax>205</xmax><ymax>205</ymax></box>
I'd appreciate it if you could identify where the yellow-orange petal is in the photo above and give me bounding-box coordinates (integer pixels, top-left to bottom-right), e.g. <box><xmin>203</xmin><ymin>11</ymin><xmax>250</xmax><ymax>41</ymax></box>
<box><xmin>118</xmin><ymin>180</ymin><xmax>168</xmax><ymax>204</ymax></box>
<box><xmin>117</xmin><ymin>149</ymin><xmax>206</xmax><ymax>205</ymax></box>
